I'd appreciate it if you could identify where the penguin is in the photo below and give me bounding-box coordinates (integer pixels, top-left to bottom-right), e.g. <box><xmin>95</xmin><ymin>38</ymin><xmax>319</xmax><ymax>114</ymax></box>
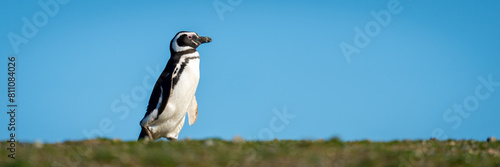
<box><xmin>138</xmin><ymin>31</ymin><xmax>212</xmax><ymax>141</ymax></box>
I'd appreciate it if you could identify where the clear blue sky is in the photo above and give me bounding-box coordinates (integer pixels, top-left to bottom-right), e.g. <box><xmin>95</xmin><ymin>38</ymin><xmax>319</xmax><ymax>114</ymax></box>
<box><xmin>1</xmin><ymin>1</ymin><xmax>499</xmax><ymax>143</ymax></box>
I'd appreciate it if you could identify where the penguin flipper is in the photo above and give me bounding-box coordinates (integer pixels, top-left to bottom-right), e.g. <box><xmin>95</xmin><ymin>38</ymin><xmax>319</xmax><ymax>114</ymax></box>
<box><xmin>187</xmin><ymin>96</ymin><xmax>198</xmax><ymax>125</ymax></box>
<box><xmin>142</xmin><ymin>58</ymin><xmax>175</xmax><ymax>123</ymax></box>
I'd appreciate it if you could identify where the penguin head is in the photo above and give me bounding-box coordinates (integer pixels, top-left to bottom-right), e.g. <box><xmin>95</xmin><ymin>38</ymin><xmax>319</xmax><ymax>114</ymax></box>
<box><xmin>170</xmin><ymin>31</ymin><xmax>212</xmax><ymax>52</ymax></box>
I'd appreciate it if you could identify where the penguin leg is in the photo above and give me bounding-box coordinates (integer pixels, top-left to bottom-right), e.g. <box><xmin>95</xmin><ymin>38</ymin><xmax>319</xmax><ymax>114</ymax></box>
<box><xmin>142</xmin><ymin>126</ymin><xmax>153</xmax><ymax>140</ymax></box>
<box><xmin>167</xmin><ymin>137</ymin><xmax>177</xmax><ymax>141</ymax></box>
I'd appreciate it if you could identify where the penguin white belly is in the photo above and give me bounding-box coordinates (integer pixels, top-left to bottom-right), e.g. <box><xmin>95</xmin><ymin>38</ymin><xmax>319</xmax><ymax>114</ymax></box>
<box><xmin>151</xmin><ymin>56</ymin><xmax>200</xmax><ymax>139</ymax></box>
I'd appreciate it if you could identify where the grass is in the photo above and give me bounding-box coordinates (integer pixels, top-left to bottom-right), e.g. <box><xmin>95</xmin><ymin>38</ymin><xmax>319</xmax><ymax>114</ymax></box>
<box><xmin>1</xmin><ymin>138</ymin><xmax>499</xmax><ymax>167</ymax></box>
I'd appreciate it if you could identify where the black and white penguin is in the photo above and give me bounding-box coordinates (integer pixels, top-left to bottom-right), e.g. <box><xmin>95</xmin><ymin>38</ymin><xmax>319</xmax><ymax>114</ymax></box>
<box><xmin>138</xmin><ymin>31</ymin><xmax>212</xmax><ymax>141</ymax></box>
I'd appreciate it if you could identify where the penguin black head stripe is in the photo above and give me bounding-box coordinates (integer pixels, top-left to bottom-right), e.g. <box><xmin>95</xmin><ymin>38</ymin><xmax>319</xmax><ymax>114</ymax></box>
<box><xmin>170</xmin><ymin>31</ymin><xmax>212</xmax><ymax>53</ymax></box>
<box><xmin>139</xmin><ymin>31</ymin><xmax>212</xmax><ymax>141</ymax></box>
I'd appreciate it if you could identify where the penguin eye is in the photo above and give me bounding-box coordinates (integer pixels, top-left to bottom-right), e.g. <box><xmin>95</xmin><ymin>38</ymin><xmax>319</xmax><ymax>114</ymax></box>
<box><xmin>188</xmin><ymin>35</ymin><xmax>192</xmax><ymax>39</ymax></box>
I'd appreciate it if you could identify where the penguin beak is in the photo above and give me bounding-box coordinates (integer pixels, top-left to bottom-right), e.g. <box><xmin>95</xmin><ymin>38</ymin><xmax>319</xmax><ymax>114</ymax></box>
<box><xmin>198</xmin><ymin>36</ymin><xmax>212</xmax><ymax>44</ymax></box>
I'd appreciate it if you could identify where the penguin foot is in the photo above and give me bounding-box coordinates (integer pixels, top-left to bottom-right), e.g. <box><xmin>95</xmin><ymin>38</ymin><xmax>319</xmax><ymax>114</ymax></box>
<box><xmin>142</xmin><ymin>126</ymin><xmax>154</xmax><ymax>140</ymax></box>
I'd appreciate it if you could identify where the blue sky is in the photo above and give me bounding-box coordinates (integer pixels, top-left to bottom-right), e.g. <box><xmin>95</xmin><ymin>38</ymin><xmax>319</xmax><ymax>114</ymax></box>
<box><xmin>1</xmin><ymin>0</ymin><xmax>499</xmax><ymax>143</ymax></box>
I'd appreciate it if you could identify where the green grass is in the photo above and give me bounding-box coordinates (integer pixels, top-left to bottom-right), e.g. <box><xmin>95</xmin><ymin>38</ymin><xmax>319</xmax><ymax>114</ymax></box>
<box><xmin>1</xmin><ymin>138</ymin><xmax>499</xmax><ymax>167</ymax></box>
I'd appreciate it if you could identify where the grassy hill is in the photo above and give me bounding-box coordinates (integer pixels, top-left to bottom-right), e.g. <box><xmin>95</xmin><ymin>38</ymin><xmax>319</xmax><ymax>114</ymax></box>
<box><xmin>2</xmin><ymin>138</ymin><xmax>499</xmax><ymax>167</ymax></box>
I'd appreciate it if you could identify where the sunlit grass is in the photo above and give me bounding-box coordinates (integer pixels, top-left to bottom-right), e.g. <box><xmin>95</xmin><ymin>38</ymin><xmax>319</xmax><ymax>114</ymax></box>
<box><xmin>1</xmin><ymin>138</ymin><xmax>499</xmax><ymax>166</ymax></box>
